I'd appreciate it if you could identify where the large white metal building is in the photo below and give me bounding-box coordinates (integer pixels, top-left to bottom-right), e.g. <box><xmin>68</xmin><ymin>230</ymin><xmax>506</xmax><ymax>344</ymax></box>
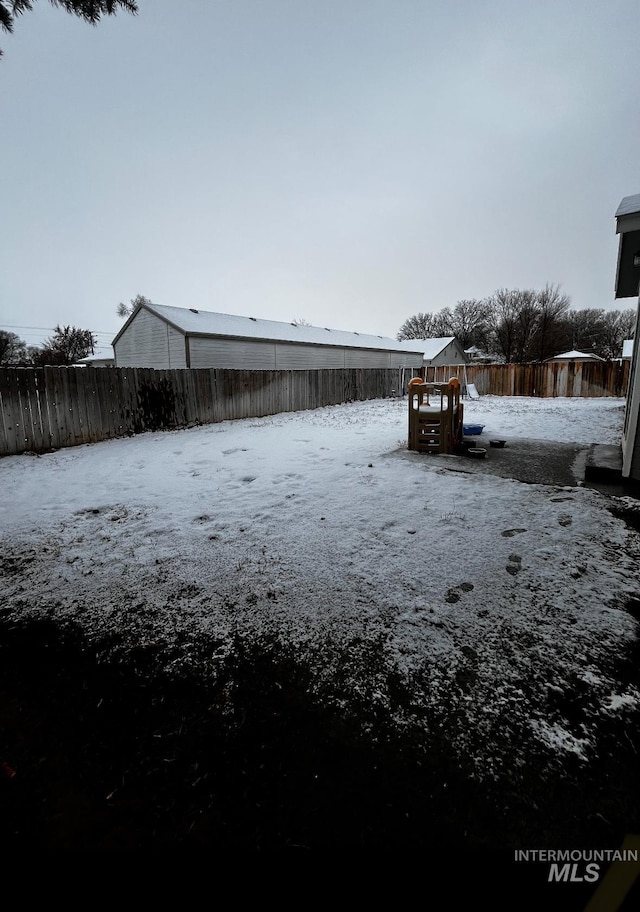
<box><xmin>112</xmin><ymin>302</ymin><xmax>425</xmax><ymax>371</ymax></box>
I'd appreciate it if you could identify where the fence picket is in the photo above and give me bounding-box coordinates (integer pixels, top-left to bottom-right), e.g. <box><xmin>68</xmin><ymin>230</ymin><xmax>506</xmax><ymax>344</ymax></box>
<box><xmin>0</xmin><ymin>366</ymin><xmax>20</xmax><ymax>455</ymax></box>
<box><xmin>22</xmin><ymin>368</ymin><xmax>45</xmax><ymax>452</ymax></box>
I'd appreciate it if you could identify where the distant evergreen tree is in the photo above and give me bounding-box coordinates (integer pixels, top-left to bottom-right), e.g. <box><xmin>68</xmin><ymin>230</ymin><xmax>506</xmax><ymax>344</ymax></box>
<box><xmin>33</xmin><ymin>324</ymin><xmax>97</xmax><ymax>365</ymax></box>
<box><xmin>0</xmin><ymin>1</ymin><xmax>138</xmax><ymax>57</ymax></box>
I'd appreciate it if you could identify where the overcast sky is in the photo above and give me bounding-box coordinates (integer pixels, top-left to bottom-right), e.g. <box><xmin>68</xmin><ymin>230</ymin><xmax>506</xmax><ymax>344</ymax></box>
<box><xmin>1</xmin><ymin>0</ymin><xmax>639</xmax><ymax>353</ymax></box>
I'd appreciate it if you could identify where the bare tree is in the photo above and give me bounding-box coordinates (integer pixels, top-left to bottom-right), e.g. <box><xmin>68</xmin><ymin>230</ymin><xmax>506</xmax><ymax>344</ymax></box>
<box><xmin>117</xmin><ymin>293</ymin><xmax>153</xmax><ymax>319</ymax></box>
<box><xmin>397</xmin><ymin>311</ymin><xmax>450</xmax><ymax>340</ymax></box>
<box><xmin>398</xmin><ymin>286</ymin><xmax>631</xmax><ymax>363</ymax></box>
<box><xmin>514</xmin><ymin>290</ymin><xmax>540</xmax><ymax>363</ymax></box>
<box><xmin>0</xmin><ymin>329</ymin><xmax>29</xmax><ymax>365</ymax></box>
<box><xmin>598</xmin><ymin>309</ymin><xmax>637</xmax><ymax>360</ymax></box>
<box><xmin>564</xmin><ymin>309</ymin><xmax>608</xmax><ymax>355</ymax></box>
<box><xmin>530</xmin><ymin>283</ymin><xmax>571</xmax><ymax>362</ymax></box>
<box><xmin>449</xmin><ymin>298</ymin><xmax>493</xmax><ymax>351</ymax></box>
<box><xmin>399</xmin><ymin>299</ymin><xmax>493</xmax><ymax>349</ymax></box>
<box><xmin>486</xmin><ymin>289</ymin><xmax>528</xmax><ymax>363</ymax></box>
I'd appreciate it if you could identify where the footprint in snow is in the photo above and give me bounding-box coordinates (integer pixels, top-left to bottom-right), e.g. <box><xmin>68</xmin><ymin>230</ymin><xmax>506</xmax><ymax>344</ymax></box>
<box><xmin>506</xmin><ymin>554</ymin><xmax>522</xmax><ymax>575</ymax></box>
<box><xmin>445</xmin><ymin>582</ymin><xmax>474</xmax><ymax>603</ymax></box>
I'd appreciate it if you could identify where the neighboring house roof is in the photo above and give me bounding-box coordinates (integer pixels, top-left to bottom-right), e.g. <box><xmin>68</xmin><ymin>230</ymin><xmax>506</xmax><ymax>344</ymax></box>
<box><xmin>113</xmin><ymin>302</ymin><xmax>424</xmax><ymax>354</ymax></box>
<box><xmin>397</xmin><ymin>336</ymin><xmax>458</xmax><ymax>359</ymax></box>
<box><xmin>622</xmin><ymin>339</ymin><xmax>634</xmax><ymax>359</ymax></box>
<box><xmin>547</xmin><ymin>350</ymin><xmax>605</xmax><ymax>362</ymax></box>
<box><xmin>75</xmin><ymin>348</ymin><xmax>115</xmax><ymax>366</ymax></box>
<box><xmin>464</xmin><ymin>345</ymin><xmax>500</xmax><ymax>361</ymax></box>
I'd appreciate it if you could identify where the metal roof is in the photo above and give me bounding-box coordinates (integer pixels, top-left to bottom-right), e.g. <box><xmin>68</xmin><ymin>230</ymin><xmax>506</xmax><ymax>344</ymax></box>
<box><xmin>616</xmin><ymin>194</ymin><xmax>640</xmax><ymax>218</ymax></box>
<box><xmin>547</xmin><ymin>350</ymin><xmax>605</xmax><ymax>361</ymax></box>
<box><xmin>117</xmin><ymin>302</ymin><xmax>424</xmax><ymax>354</ymax></box>
<box><xmin>395</xmin><ymin>336</ymin><xmax>459</xmax><ymax>359</ymax></box>
<box><xmin>75</xmin><ymin>348</ymin><xmax>115</xmax><ymax>364</ymax></box>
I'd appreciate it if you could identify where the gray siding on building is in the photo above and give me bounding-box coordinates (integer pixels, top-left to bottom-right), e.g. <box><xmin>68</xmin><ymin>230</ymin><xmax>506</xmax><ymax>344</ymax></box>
<box><xmin>345</xmin><ymin>347</ymin><xmax>392</xmax><ymax>368</ymax></box>
<box><xmin>274</xmin><ymin>342</ymin><xmax>344</xmax><ymax>369</ymax></box>
<box><xmin>429</xmin><ymin>340</ymin><xmax>467</xmax><ymax>366</ymax></box>
<box><xmin>397</xmin><ymin>352</ymin><xmax>422</xmax><ymax>368</ymax></box>
<box><xmin>169</xmin><ymin>326</ymin><xmax>187</xmax><ymax>368</ymax></box>
<box><xmin>171</xmin><ymin>335</ymin><xmax>421</xmax><ymax>371</ymax></box>
<box><xmin>190</xmin><ymin>337</ymin><xmax>275</xmax><ymax>369</ymax></box>
<box><xmin>115</xmin><ymin>309</ymin><xmax>186</xmax><ymax>368</ymax></box>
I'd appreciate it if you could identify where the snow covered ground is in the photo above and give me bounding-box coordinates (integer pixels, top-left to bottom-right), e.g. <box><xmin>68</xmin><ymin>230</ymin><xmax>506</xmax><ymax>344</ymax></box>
<box><xmin>1</xmin><ymin>394</ymin><xmax>639</xmax><ymax>788</ymax></box>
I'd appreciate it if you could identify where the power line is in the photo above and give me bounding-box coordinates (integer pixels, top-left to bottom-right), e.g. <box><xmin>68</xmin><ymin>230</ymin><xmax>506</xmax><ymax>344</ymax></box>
<box><xmin>0</xmin><ymin>324</ymin><xmax>56</xmax><ymax>332</ymax></box>
<box><xmin>0</xmin><ymin>324</ymin><xmax>117</xmax><ymax>335</ymax></box>
<box><xmin>0</xmin><ymin>327</ymin><xmax>116</xmax><ymax>349</ymax></box>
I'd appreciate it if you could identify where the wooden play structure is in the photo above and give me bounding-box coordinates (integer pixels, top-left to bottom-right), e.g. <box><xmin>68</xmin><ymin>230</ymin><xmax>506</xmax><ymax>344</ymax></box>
<box><xmin>407</xmin><ymin>377</ymin><xmax>464</xmax><ymax>454</ymax></box>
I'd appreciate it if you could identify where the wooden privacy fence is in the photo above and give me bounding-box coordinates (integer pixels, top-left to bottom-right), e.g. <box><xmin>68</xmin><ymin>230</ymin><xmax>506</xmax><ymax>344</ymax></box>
<box><xmin>425</xmin><ymin>360</ymin><xmax>630</xmax><ymax>398</ymax></box>
<box><xmin>0</xmin><ymin>366</ymin><xmax>402</xmax><ymax>457</ymax></box>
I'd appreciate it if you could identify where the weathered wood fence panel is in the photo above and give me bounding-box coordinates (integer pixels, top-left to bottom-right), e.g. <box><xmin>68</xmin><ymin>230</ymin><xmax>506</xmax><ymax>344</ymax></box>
<box><xmin>426</xmin><ymin>361</ymin><xmax>630</xmax><ymax>398</ymax></box>
<box><xmin>3</xmin><ymin>361</ymin><xmax>629</xmax><ymax>458</ymax></box>
<box><xmin>0</xmin><ymin>366</ymin><xmax>402</xmax><ymax>457</ymax></box>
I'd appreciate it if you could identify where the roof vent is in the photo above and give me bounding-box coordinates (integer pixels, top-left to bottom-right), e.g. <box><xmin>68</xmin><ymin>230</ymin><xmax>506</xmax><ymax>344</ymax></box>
<box><xmin>324</xmin><ymin>327</ymin><xmax>331</xmax><ymax>331</ymax></box>
<box><xmin>249</xmin><ymin>317</ymin><xmax>257</xmax><ymax>321</ymax></box>
<box><xmin>189</xmin><ymin>308</ymin><xmax>199</xmax><ymax>314</ymax></box>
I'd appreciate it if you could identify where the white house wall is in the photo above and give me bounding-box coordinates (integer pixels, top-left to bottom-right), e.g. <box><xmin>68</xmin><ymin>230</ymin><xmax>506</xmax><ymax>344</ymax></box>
<box><xmin>631</xmin><ymin>422</ymin><xmax>640</xmax><ymax>481</ymax></box>
<box><xmin>115</xmin><ymin>309</ymin><xmax>186</xmax><ymax>368</ymax></box>
<box><xmin>622</xmin><ymin>303</ymin><xmax>640</xmax><ymax>482</ymax></box>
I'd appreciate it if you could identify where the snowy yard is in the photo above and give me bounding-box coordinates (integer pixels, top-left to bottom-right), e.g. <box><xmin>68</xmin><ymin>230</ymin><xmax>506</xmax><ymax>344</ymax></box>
<box><xmin>1</xmin><ymin>394</ymin><xmax>640</xmax><ymax>865</ymax></box>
